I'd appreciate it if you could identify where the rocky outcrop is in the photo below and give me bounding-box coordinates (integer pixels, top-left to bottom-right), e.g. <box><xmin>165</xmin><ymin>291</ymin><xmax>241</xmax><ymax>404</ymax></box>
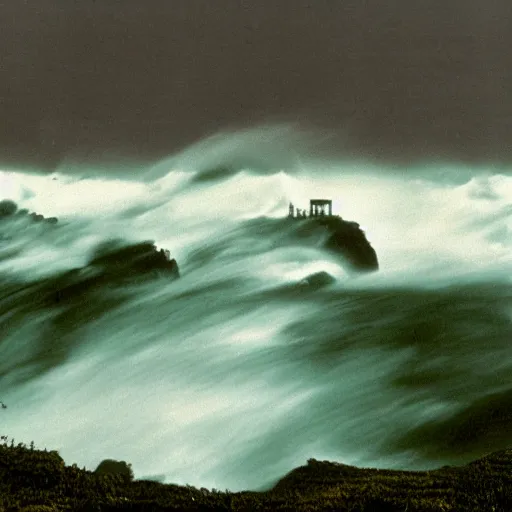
<box><xmin>0</xmin><ymin>199</ymin><xmax>17</xmax><ymax>218</ymax></box>
<box><xmin>298</xmin><ymin>271</ymin><xmax>336</xmax><ymax>289</ymax></box>
<box><xmin>0</xmin><ymin>240</ymin><xmax>180</xmax><ymax>389</ymax></box>
<box><xmin>291</xmin><ymin>215</ymin><xmax>379</xmax><ymax>273</ymax></box>
<box><xmin>88</xmin><ymin>240</ymin><xmax>180</xmax><ymax>280</ymax></box>
<box><xmin>94</xmin><ymin>459</ymin><xmax>134</xmax><ymax>483</ymax></box>
<box><xmin>52</xmin><ymin>241</ymin><xmax>179</xmax><ymax>304</ymax></box>
<box><xmin>0</xmin><ymin>199</ymin><xmax>58</xmax><ymax>224</ymax></box>
<box><xmin>1</xmin><ymin>200</ymin><xmax>178</xmax><ymax>286</ymax></box>
<box><xmin>323</xmin><ymin>217</ymin><xmax>378</xmax><ymax>272</ymax></box>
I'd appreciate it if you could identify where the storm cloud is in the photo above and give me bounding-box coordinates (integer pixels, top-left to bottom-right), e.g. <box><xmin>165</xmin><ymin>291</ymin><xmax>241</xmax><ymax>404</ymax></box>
<box><xmin>1</xmin><ymin>1</ymin><xmax>511</xmax><ymax>174</ymax></box>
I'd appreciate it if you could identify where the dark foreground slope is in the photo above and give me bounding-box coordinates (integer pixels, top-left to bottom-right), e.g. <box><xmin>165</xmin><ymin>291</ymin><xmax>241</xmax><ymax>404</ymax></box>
<box><xmin>0</xmin><ymin>436</ymin><xmax>510</xmax><ymax>511</ymax></box>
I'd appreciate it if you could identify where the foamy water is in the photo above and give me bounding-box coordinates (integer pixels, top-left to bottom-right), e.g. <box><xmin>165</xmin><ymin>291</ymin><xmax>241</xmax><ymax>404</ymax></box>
<box><xmin>1</xmin><ymin>132</ymin><xmax>511</xmax><ymax>490</ymax></box>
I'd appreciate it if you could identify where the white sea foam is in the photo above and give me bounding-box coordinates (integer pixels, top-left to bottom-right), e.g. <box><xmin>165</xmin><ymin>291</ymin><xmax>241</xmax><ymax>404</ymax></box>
<box><xmin>1</xmin><ymin>144</ymin><xmax>511</xmax><ymax>491</ymax></box>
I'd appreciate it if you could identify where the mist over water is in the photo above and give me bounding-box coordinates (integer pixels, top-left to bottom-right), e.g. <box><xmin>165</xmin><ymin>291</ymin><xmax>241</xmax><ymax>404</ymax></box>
<box><xmin>1</xmin><ymin>127</ymin><xmax>511</xmax><ymax>491</ymax></box>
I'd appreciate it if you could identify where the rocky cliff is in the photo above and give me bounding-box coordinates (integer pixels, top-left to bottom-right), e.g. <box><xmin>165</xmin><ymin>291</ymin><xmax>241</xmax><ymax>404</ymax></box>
<box><xmin>289</xmin><ymin>215</ymin><xmax>379</xmax><ymax>273</ymax></box>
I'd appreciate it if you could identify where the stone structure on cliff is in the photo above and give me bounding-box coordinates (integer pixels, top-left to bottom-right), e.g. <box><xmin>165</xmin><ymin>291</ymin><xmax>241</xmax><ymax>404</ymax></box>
<box><xmin>288</xmin><ymin>199</ymin><xmax>333</xmax><ymax>219</ymax></box>
<box><xmin>287</xmin><ymin>198</ymin><xmax>379</xmax><ymax>273</ymax></box>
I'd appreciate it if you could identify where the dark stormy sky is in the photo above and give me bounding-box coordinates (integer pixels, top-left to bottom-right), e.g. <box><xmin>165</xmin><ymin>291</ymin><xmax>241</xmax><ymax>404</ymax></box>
<box><xmin>1</xmin><ymin>0</ymin><xmax>511</xmax><ymax>173</ymax></box>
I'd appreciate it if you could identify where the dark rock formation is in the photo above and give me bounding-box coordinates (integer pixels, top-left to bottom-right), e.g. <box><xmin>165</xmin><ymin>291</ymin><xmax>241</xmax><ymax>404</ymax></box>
<box><xmin>94</xmin><ymin>459</ymin><xmax>134</xmax><ymax>483</ymax></box>
<box><xmin>298</xmin><ymin>271</ymin><xmax>336</xmax><ymax>289</ymax></box>
<box><xmin>0</xmin><ymin>199</ymin><xmax>58</xmax><ymax>224</ymax></box>
<box><xmin>291</xmin><ymin>215</ymin><xmax>379</xmax><ymax>273</ymax></box>
<box><xmin>52</xmin><ymin>240</ymin><xmax>179</xmax><ymax>304</ymax></box>
<box><xmin>88</xmin><ymin>240</ymin><xmax>179</xmax><ymax>280</ymax></box>
<box><xmin>1</xmin><ymin>201</ymin><xmax>179</xmax><ymax>305</ymax></box>
<box><xmin>0</xmin><ymin>199</ymin><xmax>17</xmax><ymax>218</ymax></box>
<box><xmin>323</xmin><ymin>218</ymin><xmax>378</xmax><ymax>272</ymax></box>
<box><xmin>1</xmin><ymin>201</ymin><xmax>177</xmax><ymax>285</ymax></box>
<box><xmin>0</xmin><ymin>240</ymin><xmax>180</xmax><ymax>389</ymax></box>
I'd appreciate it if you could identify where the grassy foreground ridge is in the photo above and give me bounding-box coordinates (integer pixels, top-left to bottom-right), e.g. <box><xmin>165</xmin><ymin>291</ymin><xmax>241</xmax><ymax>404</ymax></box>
<box><xmin>0</xmin><ymin>436</ymin><xmax>511</xmax><ymax>511</ymax></box>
